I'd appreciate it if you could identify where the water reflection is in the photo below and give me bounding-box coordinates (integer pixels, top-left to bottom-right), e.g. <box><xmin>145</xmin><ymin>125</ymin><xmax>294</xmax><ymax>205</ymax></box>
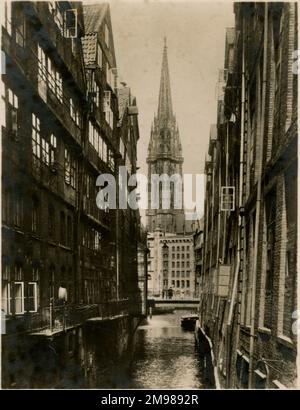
<box><xmin>85</xmin><ymin>310</ymin><xmax>208</xmax><ymax>389</ymax></box>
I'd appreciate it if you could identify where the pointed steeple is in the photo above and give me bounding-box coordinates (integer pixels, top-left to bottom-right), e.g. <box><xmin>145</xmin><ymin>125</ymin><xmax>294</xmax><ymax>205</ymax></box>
<box><xmin>157</xmin><ymin>37</ymin><xmax>173</xmax><ymax>121</ymax></box>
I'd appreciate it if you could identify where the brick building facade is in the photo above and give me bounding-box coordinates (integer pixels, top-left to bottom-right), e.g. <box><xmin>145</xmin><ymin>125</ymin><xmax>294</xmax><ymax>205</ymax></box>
<box><xmin>1</xmin><ymin>1</ymin><xmax>142</xmax><ymax>387</ymax></box>
<box><xmin>147</xmin><ymin>229</ymin><xmax>195</xmax><ymax>299</ymax></box>
<box><xmin>199</xmin><ymin>2</ymin><xmax>298</xmax><ymax>388</ymax></box>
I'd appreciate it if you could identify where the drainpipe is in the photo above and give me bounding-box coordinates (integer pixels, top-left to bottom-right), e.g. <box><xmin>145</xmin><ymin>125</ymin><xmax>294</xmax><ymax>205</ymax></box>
<box><xmin>225</xmin><ymin>15</ymin><xmax>246</xmax><ymax>387</ymax></box>
<box><xmin>248</xmin><ymin>3</ymin><xmax>268</xmax><ymax>389</ymax></box>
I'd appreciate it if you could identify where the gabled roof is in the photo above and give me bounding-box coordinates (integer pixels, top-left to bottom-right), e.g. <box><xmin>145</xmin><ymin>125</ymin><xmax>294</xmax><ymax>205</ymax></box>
<box><xmin>117</xmin><ymin>86</ymin><xmax>131</xmax><ymax>122</ymax></box>
<box><xmin>83</xmin><ymin>3</ymin><xmax>109</xmax><ymax>33</ymax></box>
<box><xmin>82</xmin><ymin>3</ymin><xmax>117</xmax><ymax>68</ymax></box>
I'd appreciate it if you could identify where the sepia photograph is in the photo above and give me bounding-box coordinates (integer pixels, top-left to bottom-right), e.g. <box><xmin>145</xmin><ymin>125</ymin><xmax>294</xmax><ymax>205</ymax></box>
<box><xmin>0</xmin><ymin>0</ymin><xmax>298</xmax><ymax>392</ymax></box>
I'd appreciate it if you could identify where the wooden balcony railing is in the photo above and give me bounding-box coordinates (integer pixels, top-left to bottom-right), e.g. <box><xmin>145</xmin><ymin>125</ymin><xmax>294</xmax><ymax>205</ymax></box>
<box><xmin>3</xmin><ymin>299</ymin><xmax>136</xmax><ymax>337</ymax></box>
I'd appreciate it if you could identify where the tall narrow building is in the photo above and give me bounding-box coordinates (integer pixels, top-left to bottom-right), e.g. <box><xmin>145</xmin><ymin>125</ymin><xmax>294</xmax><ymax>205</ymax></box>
<box><xmin>146</xmin><ymin>39</ymin><xmax>185</xmax><ymax>234</ymax></box>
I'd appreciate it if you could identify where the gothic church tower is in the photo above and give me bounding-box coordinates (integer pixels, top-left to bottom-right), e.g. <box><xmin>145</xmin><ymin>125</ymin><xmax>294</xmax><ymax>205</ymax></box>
<box><xmin>146</xmin><ymin>39</ymin><xmax>185</xmax><ymax>233</ymax></box>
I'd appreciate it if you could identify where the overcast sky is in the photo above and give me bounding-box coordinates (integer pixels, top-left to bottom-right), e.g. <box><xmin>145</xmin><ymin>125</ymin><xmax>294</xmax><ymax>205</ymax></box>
<box><xmin>85</xmin><ymin>0</ymin><xmax>235</xmax><ymax>221</ymax></box>
<box><xmin>108</xmin><ymin>1</ymin><xmax>234</xmax><ymax>173</ymax></box>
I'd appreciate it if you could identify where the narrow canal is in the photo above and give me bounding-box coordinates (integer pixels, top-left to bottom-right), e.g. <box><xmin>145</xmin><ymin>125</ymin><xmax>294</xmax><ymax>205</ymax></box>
<box><xmin>84</xmin><ymin>310</ymin><xmax>212</xmax><ymax>389</ymax></box>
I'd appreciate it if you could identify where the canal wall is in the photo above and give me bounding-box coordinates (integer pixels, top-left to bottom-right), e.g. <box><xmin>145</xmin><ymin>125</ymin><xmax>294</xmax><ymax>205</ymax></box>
<box><xmin>195</xmin><ymin>323</ymin><xmax>218</xmax><ymax>389</ymax></box>
<box><xmin>1</xmin><ymin>315</ymin><xmax>141</xmax><ymax>388</ymax></box>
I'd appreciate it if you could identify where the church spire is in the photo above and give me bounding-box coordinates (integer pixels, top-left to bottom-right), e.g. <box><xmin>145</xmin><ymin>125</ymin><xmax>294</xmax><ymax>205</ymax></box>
<box><xmin>157</xmin><ymin>38</ymin><xmax>173</xmax><ymax>120</ymax></box>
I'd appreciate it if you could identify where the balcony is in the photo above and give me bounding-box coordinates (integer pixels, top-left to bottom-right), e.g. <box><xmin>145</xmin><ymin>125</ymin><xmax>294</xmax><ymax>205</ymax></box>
<box><xmin>4</xmin><ymin>300</ymin><xmax>132</xmax><ymax>338</ymax></box>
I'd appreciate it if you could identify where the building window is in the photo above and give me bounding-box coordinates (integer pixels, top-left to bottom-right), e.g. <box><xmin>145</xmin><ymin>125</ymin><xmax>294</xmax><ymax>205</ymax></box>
<box><xmin>64</xmin><ymin>8</ymin><xmax>77</xmax><ymax>38</ymax></box>
<box><xmin>38</xmin><ymin>43</ymin><xmax>47</xmax><ymax>78</ymax></box>
<box><xmin>14</xmin><ymin>282</ymin><xmax>24</xmax><ymax>314</ymax></box>
<box><xmin>221</xmin><ymin>186</ymin><xmax>235</xmax><ymax>211</ymax></box>
<box><xmin>37</xmin><ymin>44</ymin><xmax>47</xmax><ymax>94</ymax></box>
<box><xmin>70</xmin><ymin>98</ymin><xmax>80</xmax><ymax>126</ymax></box>
<box><xmin>70</xmin><ymin>157</ymin><xmax>77</xmax><ymax>189</ymax></box>
<box><xmin>32</xmin><ymin>113</ymin><xmax>41</xmax><ymax>164</ymax></box>
<box><xmin>94</xmin><ymin>82</ymin><xmax>100</xmax><ymax>107</ymax></box>
<box><xmin>186</xmin><ymin>271</ymin><xmax>190</xmax><ymax>278</ymax></box>
<box><xmin>50</xmin><ymin>134</ymin><xmax>57</xmax><ymax>164</ymax></box>
<box><xmin>28</xmin><ymin>282</ymin><xmax>38</xmax><ymax>312</ymax></box>
<box><xmin>6</xmin><ymin>88</ymin><xmax>18</xmax><ymax>138</ymax></box>
<box><xmin>2</xmin><ymin>266</ymin><xmax>11</xmax><ymax>314</ymax></box>
<box><xmin>181</xmin><ymin>253</ymin><xmax>184</xmax><ymax>259</ymax></box>
<box><xmin>186</xmin><ymin>280</ymin><xmax>190</xmax><ymax>288</ymax></box>
<box><xmin>64</xmin><ymin>149</ymin><xmax>72</xmax><ymax>185</ymax></box>
<box><xmin>181</xmin><ymin>280</ymin><xmax>185</xmax><ymax>288</ymax></box>
<box><xmin>176</xmin><ymin>280</ymin><xmax>180</xmax><ymax>288</ymax></box>
<box><xmin>41</xmin><ymin>137</ymin><xmax>50</xmax><ymax>165</ymax></box>
<box><xmin>97</xmin><ymin>44</ymin><xmax>102</xmax><ymax>68</ymax></box>
<box><xmin>48</xmin><ymin>58</ymin><xmax>63</xmax><ymax>102</ymax></box>
<box><xmin>103</xmin><ymin>91</ymin><xmax>113</xmax><ymax>128</ymax></box>
<box><xmin>48</xmin><ymin>1</ymin><xmax>64</xmax><ymax>34</ymax></box>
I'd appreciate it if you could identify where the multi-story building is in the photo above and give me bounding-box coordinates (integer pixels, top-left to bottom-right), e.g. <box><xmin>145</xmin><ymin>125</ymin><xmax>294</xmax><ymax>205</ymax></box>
<box><xmin>147</xmin><ymin>229</ymin><xmax>195</xmax><ymax>299</ymax></box>
<box><xmin>198</xmin><ymin>2</ymin><xmax>298</xmax><ymax>389</ymax></box>
<box><xmin>115</xmin><ymin>82</ymin><xmax>141</xmax><ymax>306</ymax></box>
<box><xmin>192</xmin><ymin>218</ymin><xmax>204</xmax><ymax>299</ymax></box>
<box><xmin>1</xmin><ymin>1</ymin><xmax>143</xmax><ymax>388</ymax></box>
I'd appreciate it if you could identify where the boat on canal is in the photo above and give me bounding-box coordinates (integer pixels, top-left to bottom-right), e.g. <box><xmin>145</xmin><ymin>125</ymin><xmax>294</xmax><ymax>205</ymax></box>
<box><xmin>180</xmin><ymin>314</ymin><xmax>198</xmax><ymax>330</ymax></box>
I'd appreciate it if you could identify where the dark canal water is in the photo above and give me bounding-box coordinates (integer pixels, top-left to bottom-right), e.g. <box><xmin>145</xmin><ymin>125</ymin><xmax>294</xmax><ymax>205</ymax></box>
<box><xmin>84</xmin><ymin>310</ymin><xmax>210</xmax><ymax>389</ymax></box>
